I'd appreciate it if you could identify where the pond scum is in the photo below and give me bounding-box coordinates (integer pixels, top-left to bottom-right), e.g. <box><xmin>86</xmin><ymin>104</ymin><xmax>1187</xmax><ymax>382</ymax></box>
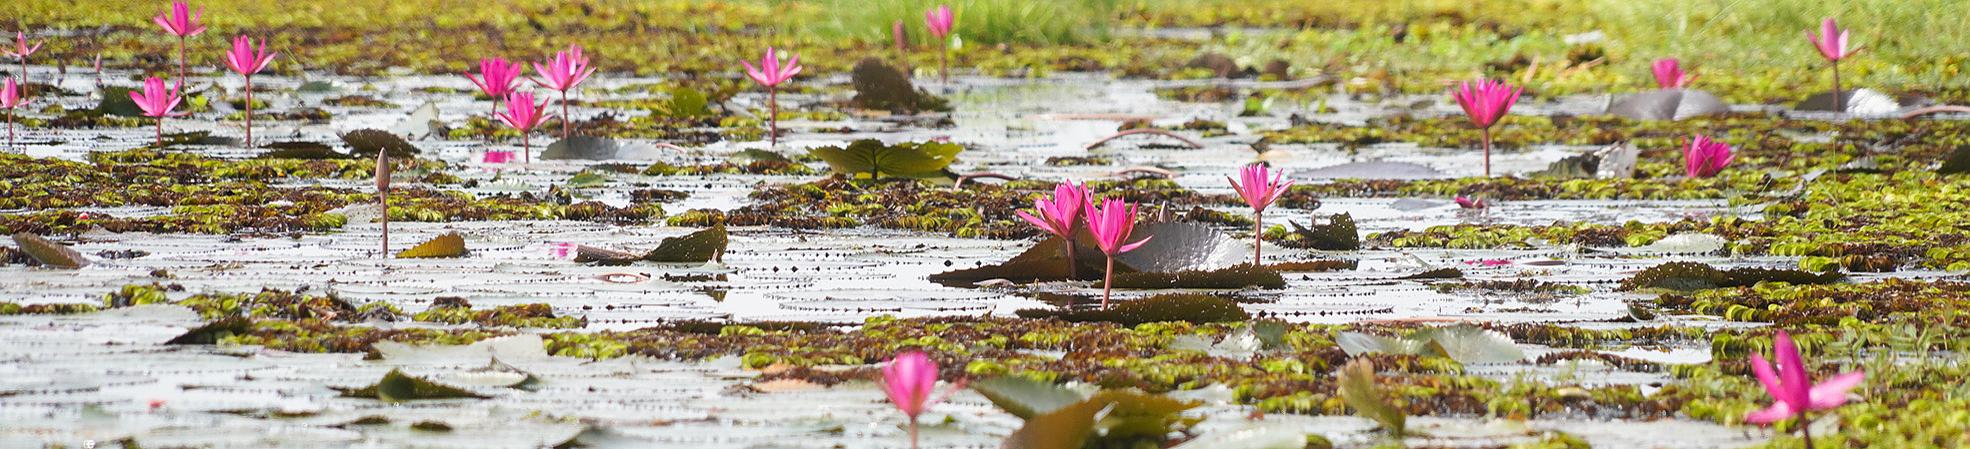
<box><xmin>5</xmin><ymin>0</ymin><xmax>1970</xmax><ymax>448</ymax></box>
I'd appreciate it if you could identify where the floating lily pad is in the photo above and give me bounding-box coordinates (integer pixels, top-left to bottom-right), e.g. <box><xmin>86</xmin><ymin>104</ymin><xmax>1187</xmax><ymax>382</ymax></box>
<box><xmin>542</xmin><ymin>136</ymin><xmax>622</xmax><ymax>160</ymax></box>
<box><xmin>1794</xmin><ymin>88</ymin><xmax>1903</xmax><ymax>116</ymax></box>
<box><xmin>1281</xmin><ymin>214</ymin><xmax>1359</xmax><ymax>250</ymax></box>
<box><xmin>396</xmin><ymin>232</ymin><xmax>466</xmax><ymax>259</ymax></box>
<box><xmin>1398</xmin><ymin>267</ymin><xmax>1463</xmax><ymax>280</ymax></box>
<box><xmin>164</xmin><ymin>316</ymin><xmax>253</xmax><ymax>345</ymax></box>
<box><xmin>808</xmin><ymin>139</ymin><xmax>962</xmax><ymax>179</ymax></box>
<box><xmin>1621</xmin><ymin>262</ymin><xmax>1843</xmax><ymax>291</ymax></box>
<box><xmin>256</xmin><ymin>141</ymin><xmax>351</xmax><ymax>159</ymax></box>
<box><xmin>657</xmin><ymin>86</ymin><xmax>711</xmax><ymax>119</ymax></box>
<box><xmin>1531</xmin><ymin>143</ymin><xmax>1635</xmax><ymax>179</ymax></box>
<box><xmin>643</xmin><ymin>225</ymin><xmax>727</xmax><ymax>263</ymax></box>
<box><xmin>729</xmin><ymin>148</ymin><xmax>791</xmax><ymax>164</ymax></box>
<box><xmin>341</xmin><ymin>129</ymin><xmax>420</xmax><ymax>158</ymax></box>
<box><xmin>972</xmin><ymin>377</ymin><xmax>1085</xmax><ymax>420</ymax></box>
<box><xmin>928</xmin><ymin>237</ymin><xmax>1085</xmax><ymax>285</ymax></box>
<box><xmin>336</xmin><ymin>369</ymin><xmax>487</xmax><ymax>402</ymax></box>
<box><xmin>1338</xmin><ymin>359</ymin><xmax>1406</xmax><ymax>438</ymax></box>
<box><xmin>1090</xmin><ymin>222</ymin><xmax>1248</xmax><ymax>274</ymax></box>
<box><xmin>1940</xmin><ymin>145</ymin><xmax>1970</xmax><ymax>175</ymax></box>
<box><xmin>849</xmin><ymin>58</ymin><xmax>949</xmax><ymax>114</ymax></box>
<box><xmin>1102</xmin><ymin>265</ymin><xmax>1285</xmax><ymax>289</ymax></box>
<box><xmin>1299</xmin><ymin>161</ymin><xmax>1447</xmax><ymax>180</ymax></box>
<box><xmin>1338</xmin><ymin>324</ymin><xmax>1524</xmax><ymax>364</ymax></box>
<box><xmin>1606</xmin><ymin>89</ymin><xmax>1728</xmax><ymax>121</ymax></box>
<box><xmin>1003</xmin><ymin>392</ymin><xmax>1104</xmax><ymax>449</ymax></box>
<box><xmin>564</xmin><ymin>172</ymin><xmax>610</xmax><ymax>188</ymax></box>
<box><xmin>11</xmin><ymin>233</ymin><xmax>89</xmax><ymax>269</ymax></box>
<box><xmin>1016</xmin><ymin>294</ymin><xmax>1247</xmax><ymax>326</ymax></box>
<box><xmin>571</xmin><ymin>245</ymin><xmax>645</xmax><ymax>265</ymax></box>
<box><xmin>94</xmin><ymin>86</ymin><xmax>144</xmax><ymax>117</ymax></box>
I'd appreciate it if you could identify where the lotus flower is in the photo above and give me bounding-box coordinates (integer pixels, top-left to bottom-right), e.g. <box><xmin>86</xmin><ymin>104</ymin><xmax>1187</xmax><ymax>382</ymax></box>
<box><xmin>742</xmin><ymin>47</ymin><xmax>803</xmax><ymax>148</ymax></box>
<box><xmin>1085</xmin><ymin>198</ymin><xmax>1150</xmax><ymax>309</ymax></box>
<box><xmin>1016</xmin><ymin>181</ymin><xmax>1090</xmax><ymax>278</ymax></box>
<box><xmin>1453</xmin><ymin>79</ymin><xmax>1521</xmax><ymax>177</ymax></box>
<box><xmin>880</xmin><ymin>351</ymin><xmax>963</xmax><ymax>449</ymax></box>
<box><xmin>482</xmin><ymin>150</ymin><xmax>516</xmax><ymax>164</ymax></box>
<box><xmin>224</xmin><ymin>35</ymin><xmax>277</xmax><ymax>147</ymax></box>
<box><xmin>533</xmin><ymin>44</ymin><xmax>596</xmax><ymax>139</ymax></box>
<box><xmin>1684</xmin><ymin>134</ymin><xmax>1734</xmax><ymax>178</ymax></box>
<box><xmin>130</xmin><ymin>77</ymin><xmax>185</xmax><ymax>147</ymax></box>
<box><xmin>1745</xmin><ymin>330</ymin><xmax>1864</xmax><ymax>449</ymax></box>
<box><xmin>1228</xmin><ymin>164</ymin><xmax>1293</xmax><ymax>266</ymax></box>
<box><xmin>1806</xmin><ymin>18</ymin><xmax>1861</xmax><ymax>112</ymax></box>
<box><xmin>7</xmin><ymin>31</ymin><xmax>45</xmax><ymax>100</ymax></box>
<box><xmin>466</xmin><ymin>57</ymin><xmax>524</xmax><ymax>116</ymax></box>
<box><xmin>1</xmin><ymin>78</ymin><xmax>19</xmax><ymax>149</ymax></box>
<box><xmin>154</xmin><ymin>1</ymin><xmax>205</xmax><ymax>90</ymax></box>
<box><xmin>1652</xmin><ymin>58</ymin><xmax>1692</xmax><ymax>89</ymax></box>
<box><xmin>925</xmin><ymin>5</ymin><xmax>956</xmax><ymax>86</ymax></box>
<box><xmin>1454</xmin><ymin>196</ymin><xmax>1487</xmax><ymax>210</ymax></box>
<box><xmin>548</xmin><ymin>242</ymin><xmax>576</xmax><ymax>259</ymax></box>
<box><xmin>496</xmin><ymin>91</ymin><xmax>554</xmax><ymax>163</ymax></box>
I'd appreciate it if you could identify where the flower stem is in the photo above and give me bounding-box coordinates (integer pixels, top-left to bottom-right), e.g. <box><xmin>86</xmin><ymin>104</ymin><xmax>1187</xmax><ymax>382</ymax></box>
<box><xmin>560</xmin><ymin>90</ymin><xmax>571</xmax><ymax>139</ymax></box>
<box><xmin>908</xmin><ymin>416</ymin><xmax>920</xmax><ymax>449</ymax></box>
<box><xmin>1480</xmin><ymin>127</ymin><xmax>1493</xmax><ymax>178</ymax></box>
<box><xmin>155</xmin><ymin>118</ymin><xmax>163</xmax><ymax>147</ymax></box>
<box><xmin>1062</xmin><ymin>237</ymin><xmax>1079</xmax><ymax>280</ymax></box>
<box><xmin>768</xmin><ymin>87</ymin><xmax>779</xmax><ymax>148</ymax></box>
<box><xmin>1830</xmin><ymin>62</ymin><xmax>1843</xmax><ymax>113</ymax></box>
<box><xmin>1255</xmin><ymin>212</ymin><xmax>1266</xmax><ymax>266</ymax></box>
<box><xmin>244</xmin><ymin>76</ymin><xmax>254</xmax><ymax>147</ymax></box>
<box><xmin>1799</xmin><ymin>413</ymin><xmax>1815</xmax><ymax>449</ymax></box>
<box><xmin>176</xmin><ymin>37</ymin><xmax>187</xmax><ymax>91</ymax></box>
<box><xmin>7</xmin><ymin>109</ymin><xmax>14</xmax><ymax>150</ymax></box>
<box><xmin>523</xmin><ymin>132</ymin><xmax>531</xmax><ymax>164</ymax></box>
<box><xmin>380</xmin><ymin>192</ymin><xmax>390</xmax><ymax>258</ymax></box>
<box><xmin>17</xmin><ymin>57</ymin><xmax>26</xmax><ymax>100</ymax></box>
<box><xmin>939</xmin><ymin>44</ymin><xmax>949</xmax><ymax>88</ymax></box>
<box><xmin>1102</xmin><ymin>256</ymin><xmax>1115</xmax><ymax>309</ymax></box>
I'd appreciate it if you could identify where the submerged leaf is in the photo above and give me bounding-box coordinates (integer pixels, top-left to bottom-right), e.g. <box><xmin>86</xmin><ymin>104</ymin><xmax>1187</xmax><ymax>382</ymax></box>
<box><xmin>395</xmin><ymin>232</ymin><xmax>467</xmax><ymax>259</ymax></box>
<box><xmin>164</xmin><ymin>316</ymin><xmax>254</xmax><ymax>345</ymax></box>
<box><xmin>973</xmin><ymin>377</ymin><xmax>1086</xmax><ymax>420</ymax></box>
<box><xmin>643</xmin><ymin>225</ymin><xmax>727</xmax><ymax>263</ymax></box>
<box><xmin>808</xmin><ymin>139</ymin><xmax>962</xmax><ymax>179</ymax></box>
<box><xmin>1016</xmin><ymin>294</ymin><xmax>1247</xmax><ymax>326</ymax></box>
<box><xmin>12</xmin><ymin>233</ymin><xmax>89</xmax><ymax>269</ymax></box>
<box><xmin>1338</xmin><ymin>359</ymin><xmax>1405</xmax><ymax>438</ymax></box>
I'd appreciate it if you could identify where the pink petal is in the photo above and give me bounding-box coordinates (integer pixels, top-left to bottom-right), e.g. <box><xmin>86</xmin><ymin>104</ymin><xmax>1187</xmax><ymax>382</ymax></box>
<box><xmin>1772</xmin><ymin>331</ymin><xmax>1812</xmax><ymax>409</ymax></box>
<box><xmin>1116</xmin><ymin>236</ymin><xmax>1151</xmax><ymax>254</ymax></box>
<box><xmin>1744</xmin><ymin>402</ymin><xmax>1795</xmax><ymax>425</ymax></box>
<box><xmin>1806</xmin><ymin>371</ymin><xmax>1864</xmax><ymax>410</ymax></box>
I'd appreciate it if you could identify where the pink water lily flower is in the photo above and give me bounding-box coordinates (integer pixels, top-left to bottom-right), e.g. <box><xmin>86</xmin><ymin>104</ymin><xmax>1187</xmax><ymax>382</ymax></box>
<box><xmin>533</xmin><ymin>44</ymin><xmax>596</xmax><ymax>139</ymax></box>
<box><xmin>547</xmin><ymin>242</ymin><xmax>577</xmax><ymax>259</ymax></box>
<box><xmin>1652</xmin><ymin>58</ymin><xmax>1692</xmax><ymax>89</ymax></box>
<box><xmin>1452</xmin><ymin>79</ymin><xmax>1521</xmax><ymax>177</ymax></box>
<box><xmin>1806</xmin><ymin>18</ymin><xmax>1861</xmax><ymax>112</ymax></box>
<box><xmin>1228</xmin><ymin>164</ymin><xmax>1293</xmax><ymax>266</ymax></box>
<box><xmin>925</xmin><ymin>5</ymin><xmax>956</xmax><ymax>86</ymax></box>
<box><xmin>742</xmin><ymin>47</ymin><xmax>803</xmax><ymax>148</ymax></box>
<box><xmin>482</xmin><ymin>150</ymin><xmax>516</xmax><ymax>164</ymax></box>
<box><xmin>466</xmin><ymin>57</ymin><xmax>524</xmax><ymax>116</ymax></box>
<box><xmin>2</xmin><ymin>79</ymin><xmax>20</xmax><ymax>149</ymax></box>
<box><xmin>130</xmin><ymin>77</ymin><xmax>186</xmax><ymax>147</ymax></box>
<box><xmin>224</xmin><ymin>35</ymin><xmax>277</xmax><ymax>147</ymax></box>
<box><xmin>155</xmin><ymin>1</ymin><xmax>205</xmax><ymax>90</ymax></box>
<box><xmin>1454</xmin><ymin>196</ymin><xmax>1488</xmax><ymax>210</ymax></box>
<box><xmin>497</xmin><ymin>91</ymin><xmax>554</xmax><ymax>164</ymax></box>
<box><xmin>1016</xmin><ymin>181</ymin><xmax>1090</xmax><ymax>277</ymax></box>
<box><xmin>881</xmin><ymin>351</ymin><xmax>964</xmax><ymax>449</ymax></box>
<box><xmin>1085</xmin><ymin>198</ymin><xmax>1150</xmax><ymax>309</ymax></box>
<box><xmin>7</xmin><ymin>31</ymin><xmax>45</xmax><ymax>101</ymax></box>
<box><xmin>1745</xmin><ymin>330</ymin><xmax>1863</xmax><ymax>449</ymax></box>
<box><xmin>1684</xmin><ymin>134</ymin><xmax>1734</xmax><ymax>178</ymax></box>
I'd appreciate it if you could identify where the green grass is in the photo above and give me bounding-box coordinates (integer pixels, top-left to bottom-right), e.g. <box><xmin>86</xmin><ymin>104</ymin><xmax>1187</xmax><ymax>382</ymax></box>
<box><xmin>784</xmin><ymin>0</ymin><xmax>1122</xmax><ymax>46</ymax></box>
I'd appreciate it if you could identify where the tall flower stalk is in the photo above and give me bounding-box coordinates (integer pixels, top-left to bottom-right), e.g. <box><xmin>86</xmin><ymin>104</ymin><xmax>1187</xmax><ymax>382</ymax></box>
<box><xmin>1806</xmin><ymin>18</ymin><xmax>1860</xmax><ymax>112</ymax></box>
<box><xmin>153</xmin><ymin>1</ymin><xmax>207</xmax><ymax>90</ymax></box>
<box><xmin>741</xmin><ymin>47</ymin><xmax>803</xmax><ymax>148</ymax></box>
<box><xmin>1452</xmin><ymin>79</ymin><xmax>1521</xmax><ymax>177</ymax></box>
<box><xmin>375</xmin><ymin>150</ymin><xmax>393</xmax><ymax>258</ymax></box>
<box><xmin>1085</xmin><ymin>198</ymin><xmax>1150</xmax><ymax>309</ymax></box>
<box><xmin>1015</xmin><ymin>181</ymin><xmax>1089</xmax><ymax>279</ymax></box>
<box><xmin>5</xmin><ymin>32</ymin><xmax>43</xmax><ymax>100</ymax></box>
<box><xmin>130</xmin><ymin>77</ymin><xmax>185</xmax><ymax>147</ymax></box>
<box><xmin>495</xmin><ymin>91</ymin><xmax>553</xmax><ymax>164</ymax></box>
<box><xmin>1745</xmin><ymin>330</ymin><xmax>1864</xmax><ymax>449</ymax></box>
<box><xmin>222</xmin><ymin>35</ymin><xmax>276</xmax><ymax>147</ymax></box>
<box><xmin>880</xmin><ymin>351</ymin><xmax>963</xmax><ymax>449</ymax></box>
<box><xmin>466</xmin><ymin>57</ymin><xmax>523</xmax><ymax>119</ymax></box>
<box><xmin>531</xmin><ymin>44</ymin><xmax>596</xmax><ymax>139</ymax></box>
<box><xmin>1228</xmin><ymin>164</ymin><xmax>1293</xmax><ymax>266</ymax></box>
<box><xmin>924</xmin><ymin>5</ymin><xmax>954</xmax><ymax>86</ymax></box>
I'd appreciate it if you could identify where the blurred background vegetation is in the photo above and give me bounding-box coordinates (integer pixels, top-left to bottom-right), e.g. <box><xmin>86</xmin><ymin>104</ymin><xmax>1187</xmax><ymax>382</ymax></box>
<box><xmin>6</xmin><ymin>0</ymin><xmax>1965</xmax><ymax>101</ymax></box>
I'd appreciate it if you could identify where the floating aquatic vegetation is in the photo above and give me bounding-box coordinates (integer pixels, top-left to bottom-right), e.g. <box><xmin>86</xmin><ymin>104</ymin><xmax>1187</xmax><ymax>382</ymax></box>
<box><xmin>395</xmin><ymin>232</ymin><xmax>467</xmax><ymax>259</ymax></box>
<box><xmin>574</xmin><ymin>225</ymin><xmax>727</xmax><ymax>264</ymax></box>
<box><xmin>1279</xmin><ymin>214</ymin><xmax>1358</xmax><ymax>251</ymax></box>
<box><xmin>1337</xmin><ymin>324</ymin><xmax>1525</xmax><ymax>364</ymax></box>
<box><xmin>336</xmin><ymin>369</ymin><xmax>488</xmax><ymax>402</ymax></box>
<box><xmin>10</xmin><ymin>232</ymin><xmax>89</xmax><ymax>268</ymax></box>
<box><xmin>1016</xmin><ymin>294</ymin><xmax>1247</xmax><ymax>326</ymax></box>
<box><xmin>1621</xmin><ymin>262</ymin><xmax>1843</xmax><ymax>291</ymax></box>
<box><xmin>1102</xmin><ymin>265</ymin><xmax>1285</xmax><ymax>289</ymax></box>
<box><xmin>808</xmin><ymin>139</ymin><xmax>963</xmax><ymax>180</ymax></box>
<box><xmin>1338</xmin><ymin>358</ymin><xmax>1407</xmax><ymax>439</ymax></box>
<box><xmin>341</xmin><ymin>128</ymin><xmax>420</xmax><ymax>158</ymax></box>
<box><xmin>849</xmin><ymin>58</ymin><xmax>950</xmax><ymax>113</ymax></box>
<box><xmin>165</xmin><ymin>316</ymin><xmax>253</xmax><ymax>345</ymax></box>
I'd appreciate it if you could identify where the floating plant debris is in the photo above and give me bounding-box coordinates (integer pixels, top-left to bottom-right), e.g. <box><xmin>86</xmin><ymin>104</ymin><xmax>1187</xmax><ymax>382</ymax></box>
<box><xmin>395</xmin><ymin>232</ymin><xmax>467</xmax><ymax>258</ymax></box>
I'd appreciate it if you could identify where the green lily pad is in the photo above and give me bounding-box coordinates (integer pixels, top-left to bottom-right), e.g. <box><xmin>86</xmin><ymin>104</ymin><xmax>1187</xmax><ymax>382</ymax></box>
<box><xmin>1003</xmin><ymin>393</ymin><xmax>1104</xmax><ymax>449</ymax></box>
<box><xmin>658</xmin><ymin>86</ymin><xmax>711</xmax><ymax>119</ymax></box>
<box><xmin>341</xmin><ymin>129</ymin><xmax>420</xmax><ymax>158</ymax></box>
<box><xmin>165</xmin><ymin>316</ymin><xmax>253</xmax><ymax>345</ymax></box>
<box><xmin>1281</xmin><ymin>214</ymin><xmax>1359</xmax><ymax>251</ymax></box>
<box><xmin>256</xmin><ymin>141</ymin><xmax>351</xmax><ymax>159</ymax></box>
<box><xmin>1338</xmin><ymin>359</ymin><xmax>1406</xmax><ymax>439</ymax></box>
<box><xmin>728</xmin><ymin>148</ymin><xmax>791</xmax><ymax>164</ymax></box>
<box><xmin>11</xmin><ymin>233</ymin><xmax>89</xmax><ymax>269</ymax></box>
<box><xmin>336</xmin><ymin>369</ymin><xmax>487</xmax><ymax>402</ymax></box>
<box><xmin>808</xmin><ymin>139</ymin><xmax>962</xmax><ymax>180</ymax></box>
<box><xmin>642</xmin><ymin>225</ymin><xmax>727</xmax><ymax>263</ymax></box>
<box><xmin>1016</xmin><ymin>294</ymin><xmax>1247</xmax><ymax>326</ymax></box>
<box><xmin>1939</xmin><ymin>145</ymin><xmax>1970</xmax><ymax>175</ymax></box>
<box><xmin>973</xmin><ymin>377</ymin><xmax>1086</xmax><ymax>420</ymax></box>
<box><xmin>1621</xmin><ymin>262</ymin><xmax>1843</xmax><ymax>291</ymax></box>
<box><xmin>565</xmin><ymin>172</ymin><xmax>611</xmax><ymax>189</ymax></box>
<box><xmin>572</xmin><ymin>245</ymin><xmax>645</xmax><ymax>266</ymax></box>
<box><xmin>928</xmin><ymin>236</ymin><xmax>1085</xmax><ymax>285</ymax></box>
<box><xmin>94</xmin><ymin>86</ymin><xmax>144</xmax><ymax>117</ymax></box>
<box><xmin>849</xmin><ymin>58</ymin><xmax>950</xmax><ymax>114</ymax></box>
<box><xmin>1336</xmin><ymin>323</ymin><xmax>1524</xmax><ymax>364</ymax></box>
<box><xmin>1398</xmin><ymin>267</ymin><xmax>1464</xmax><ymax>280</ymax></box>
<box><xmin>396</xmin><ymin>232</ymin><xmax>466</xmax><ymax>259</ymax></box>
